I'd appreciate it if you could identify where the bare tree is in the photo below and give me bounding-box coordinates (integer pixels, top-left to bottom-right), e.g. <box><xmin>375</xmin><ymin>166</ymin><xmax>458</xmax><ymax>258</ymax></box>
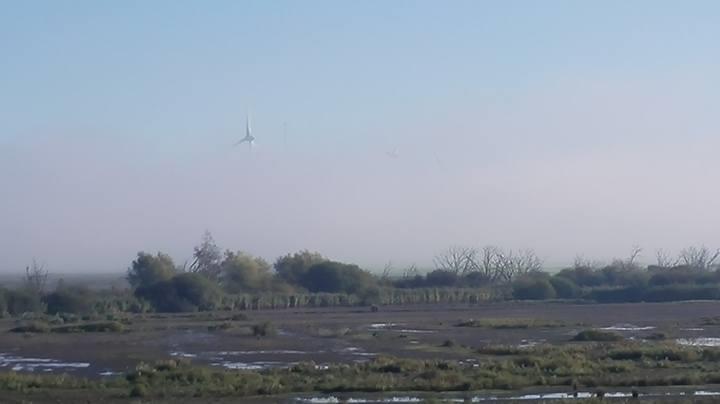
<box><xmin>478</xmin><ymin>246</ymin><xmax>503</xmax><ymax>281</ymax></box>
<box><xmin>476</xmin><ymin>246</ymin><xmax>542</xmax><ymax>283</ymax></box>
<box><xmin>433</xmin><ymin>246</ymin><xmax>478</xmax><ymax>274</ymax></box>
<box><xmin>24</xmin><ymin>259</ymin><xmax>48</xmax><ymax>295</ymax></box>
<box><xmin>402</xmin><ymin>264</ymin><xmax>419</xmax><ymax>279</ymax></box>
<box><xmin>573</xmin><ymin>255</ymin><xmax>603</xmax><ymax>270</ymax></box>
<box><xmin>655</xmin><ymin>249</ymin><xmax>678</xmax><ymax>268</ymax></box>
<box><xmin>514</xmin><ymin>249</ymin><xmax>543</xmax><ymax>275</ymax></box>
<box><xmin>609</xmin><ymin>245</ymin><xmax>643</xmax><ymax>271</ymax></box>
<box><xmin>678</xmin><ymin>246</ymin><xmax>720</xmax><ymax>270</ymax></box>
<box><xmin>381</xmin><ymin>261</ymin><xmax>394</xmax><ymax>280</ymax></box>
<box><xmin>493</xmin><ymin>248</ymin><xmax>543</xmax><ymax>282</ymax></box>
<box><xmin>627</xmin><ymin>245</ymin><xmax>643</xmax><ymax>266</ymax></box>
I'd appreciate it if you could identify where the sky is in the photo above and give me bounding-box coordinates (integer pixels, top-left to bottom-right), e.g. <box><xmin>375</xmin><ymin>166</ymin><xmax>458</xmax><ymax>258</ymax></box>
<box><xmin>1</xmin><ymin>1</ymin><xmax>720</xmax><ymax>273</ymax></box>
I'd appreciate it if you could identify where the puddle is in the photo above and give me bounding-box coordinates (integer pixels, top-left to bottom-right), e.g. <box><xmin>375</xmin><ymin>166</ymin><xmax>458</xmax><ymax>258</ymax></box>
<box><xmin>216</xmin><ymin>350</ymin><xmax>309</xmax><ymax>355</ymax></box>
<box><xmin>216</xmin><ymin>360</ymin><xmax>290</xmax><ymax>370</ymax></box>
<box><xmin>369</xmin><ymin>323</ymin><xmax>401</xmax><ymax>329</ymax></box>
<box><xmin>600</xmin><ymin>324</ymin><xmax>655</xmax><ymax>331</ymax></box>
<box><xmin>369</xmin><ymin>323</ymin><xmax>434</xmax><ymax>334</ymax></box>
<box><xmin>0</xmin><ymin>353</ymin><xmax>90</xmax><ymax>373</ymax></box>
<box><xmin>676</xmin><ymin>337</ymin><xmax>720</xmax><ymax>347</ymax></box>
<box><xmin>99</xmin><ymin>370</ymin><xmax>122</xmax><ymax>377</ymax></box>
<box><xmin>517</xmin><ymin>339</ymin><xmax>544</xmax><ymax>349</ymax></box>
<box><xmin>682</xmin><ymin>328</ymin><xmax>705</xmax><ymax>331</ymax></box>
<box><xmin>338</xmin><ymin>347</ymin><xmax>378</xmax><ymax>357</ymax></box>
<box><xmin>170</xmin><ymin>351</ymin><xmax>198</xmax><ymax>358</ymax></box>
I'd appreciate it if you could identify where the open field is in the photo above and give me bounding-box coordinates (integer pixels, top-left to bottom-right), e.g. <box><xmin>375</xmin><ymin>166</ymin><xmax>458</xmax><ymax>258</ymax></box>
<box><xmin>4</xmin><ymin>301</ymin><xmax>720</xmax><ymax>402</ymax></box>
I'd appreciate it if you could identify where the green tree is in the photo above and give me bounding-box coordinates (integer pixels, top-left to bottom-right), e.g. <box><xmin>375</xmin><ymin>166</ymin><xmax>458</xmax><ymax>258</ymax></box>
<box><xmin>135</xmin><ymin>273</ymin><xmax>220</xmax><ymax>312</ymax></box>
<box><xmin>127</xmin><ymin>252</ymin><xmax>176</xmax><ymax>289</ymax></box>
<box><xmin>274</xmin><ymin>250</ymin><xmax>327</xmax><ymax>286</ymax></box>
<box><xmin>300</xmin><ymin>261</ymin><xmax>377</xmax><ymax>294</ymax></box>
<box><xmin>221</xmin><ymin>251</ymin><xmax>273</xmax><ymax>293</ymax></box>
<box><xmin>189</xmin><ymin>231</ymin><xmax>223</xmax><ymax>281</ymax></box>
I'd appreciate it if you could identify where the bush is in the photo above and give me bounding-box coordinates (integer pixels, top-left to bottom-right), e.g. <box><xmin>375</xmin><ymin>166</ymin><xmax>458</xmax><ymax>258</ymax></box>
<box><xmin>52</xmin><ymin>321</ymin><xmax>124</xmax><ymax>333</ymax></box>
<box><xmin>221</xmin><ymin>251</ymin><xmax>275</xmax><ymax>293</ymax></box>
<box><xmin>274</xmin><ymin>250</ymin><xmax>327</xmax><ymax>285</ymax></box>
<box><xmin>252</xmin><ymin>321</ymin><xmax>276</xmax><ymax>337</ymax></box>
<box><xmin>129</xmin><ymin>383</ymin><xmax>148</xmax><ymax>398</ymax></box>
<box><xmin>135</xmin><ymin>273</ymin><xmax>221</xmax><ymax>313</ymax></box>
<box><xmin>4</xmin><ymin>289</ymin><xmax>43</xmax><ymax>316</ymax></box>
<box><xmin>127</xmin><ymin>252</ymin><xmax>177</xmax><ymax>289</ymax></box>
<box><xmin>512</xmin><ymin>275</ymin><xmax>556</xmax><ymax>300</ymax></box>
<box><xmin>44</xmin><ymin>288</ymin><xmax>95</xmax><ymax>315</ymax></box>
<box><xmin>644</xmin><ymin>285</ymin><xmax>720</xmax><ymax>302</ymax></box>
<box><xmin>9</xmin><ymin>321</ymin><xmax>50</xmax><ymax>333</ymax></box>
<box><xmin>425</xmin><ymin>270</ymin><xmax>459</xmax><ymax>287</ymax></box>
<box><xmin>588</xmin><ymin>286</ymin><xmax>646</xmax><ymax>303</ymax></box>
<box><xmin>549</xmin><ymin>276</ymin><xmax>580</xmax><ymax>299</ymax></box>
<box><xmin>572</xmin><ymin>329</ymin><xmax>623</xmax><ymax>342</ymax></box>
<box><xmin>300</xmin><ymin>261</ymin><xmax>377</xmax><ymax>294</ymax></box>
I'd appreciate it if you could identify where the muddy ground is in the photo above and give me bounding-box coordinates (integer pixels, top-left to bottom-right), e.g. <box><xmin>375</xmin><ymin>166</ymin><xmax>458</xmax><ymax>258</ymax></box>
<box><xmin>1</xmin><ymin>301</ymin><xmax>720</xmax><ymax>379</ymax></box>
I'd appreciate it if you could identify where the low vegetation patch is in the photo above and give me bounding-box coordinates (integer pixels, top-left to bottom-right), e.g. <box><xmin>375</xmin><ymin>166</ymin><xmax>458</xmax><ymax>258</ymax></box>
<box><xmin>572</xmin><ymin>329</ymin><xmax>623</xmax><ymax>342</ymax></box>
<box><xmin>251</xmin><ymin>321</ymin><xmax>277</xmax><ymax>337</ymax></box>
<box><xmin>9</xmin><ymin>321</ymin><xmax>50</xmax><ymax>333</ymax></box>
<box><xmin>9</xmin><ymin>321</ymin><xmax>124</xmax><ymax>333</ymax></box>
<box><xmin>1</xmin><ymin>342</ymin><xmax>720</xmax><ymax>400</ymax></box>
<box><xmin>456</xmin><ymin>318</ymin><xmax>571</xmax><ymax>329</ymax></box>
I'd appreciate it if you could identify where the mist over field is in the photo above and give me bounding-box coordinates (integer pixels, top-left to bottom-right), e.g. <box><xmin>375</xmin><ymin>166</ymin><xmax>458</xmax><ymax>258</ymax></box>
<box><xmin>2</xmin><ymin>2</ymin><xmax>720</xmax><ymax>273</ymax></box>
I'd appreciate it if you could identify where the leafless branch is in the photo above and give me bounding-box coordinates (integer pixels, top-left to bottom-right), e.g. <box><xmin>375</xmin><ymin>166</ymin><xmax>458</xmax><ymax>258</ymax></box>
<box><xmin>24</xmin><ymin>259</ymin><xmax>48</xmax><ymax>295</ymax></box>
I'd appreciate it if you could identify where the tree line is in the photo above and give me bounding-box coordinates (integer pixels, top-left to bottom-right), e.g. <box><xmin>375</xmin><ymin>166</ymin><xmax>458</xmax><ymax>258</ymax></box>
<box><xmin>1</xmin><ymin>235</ymin><xmax>719</xmax><ymax>316</ymax></box>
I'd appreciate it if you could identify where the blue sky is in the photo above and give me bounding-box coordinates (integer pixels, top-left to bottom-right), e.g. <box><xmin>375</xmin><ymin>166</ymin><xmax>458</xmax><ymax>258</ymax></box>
<box><xmin>2</xmin><ymin>1</ymin><xmax>720</xmax><ymax>272</ymax></box>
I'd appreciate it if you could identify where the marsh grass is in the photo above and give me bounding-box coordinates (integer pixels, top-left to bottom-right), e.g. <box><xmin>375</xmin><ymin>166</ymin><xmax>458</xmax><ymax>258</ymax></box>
<box><xmin>4</xmin><ymin>341</ymin><xmax>720</xmax><ymax>400</ymax></box>
<box><xmin>9</xmin><ymin>320</ymin><xmax>124</xmax><ymax>333</ymax></box>
<box><xmin>456</xmin><ymin>318</ymin><xmax>575</xmax><ymax>329</ymax></box>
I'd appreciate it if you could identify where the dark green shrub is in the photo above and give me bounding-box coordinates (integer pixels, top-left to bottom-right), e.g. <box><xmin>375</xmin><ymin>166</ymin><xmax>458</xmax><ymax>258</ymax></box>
<box><xmin>513</xmin><ymin>275</ymin><xmax>556</xmax><ymax>300</ymax></box>
<box><xmin>300</xmin><ymin>261</ymin><xmax>377</xmax><ymax>294</ymax></box>
<box><xmin>52</xmin><ymin>321</ymin><xmax>124</xmax><ymax>333</ymax></box>
<box><xmin>208</xmin><ymin>322</ymin><xmax>234</xmax><ymax>331</ymax></box>
<box><xmin>274</xmin><ymin>250</ymin><xmax>327</xmax><ymax>285</ymax></box>
<box><xmin>425</xmin><ymin>270</ymin><xmax>458</xmax><ymax>287</ymax></box>
<box><xmin>550</xmin><ymin>276</ymin><xmax>580</xmax><ymax>299</ymax></box>
<box><xmin>9</xmin><ymin>321</ymin><xmax>50</xmax><ymax>333</ymax></box>
<box><xmin>4</xmin><ymin>289</ymin><xmax>43</xmax><ymax>316</ymax></box>
<box><xmin>572</xmin><ymin>329</ymin><xmax>623</xmax><ymax>342</ymax></box>
<box><xmin>135</xmin><ymin>273</ymin><xmax>220</xmax><ymax>313</ymax></box>
<box><xmin>44</xmin><ymin>287</ymin><xmax>95</xmax><ymax>315</ymax></box>
<box><xmin>588</xmin><ymin>286</ymin><xmax>645</xmax><ymax>303</ymax></box>
<box><xmin>127</xmin><ymin>252</ymin><xmax>177</xmax><ymax>289</ymax></box>
<box><xmin>129</xmin><ymin>383</ymin><xmax>148</xmax><ymax>398</ymax></box>
<box><xmin>442</xmin><ymin>339</ymin><xmax>456</xmax><ymax>347</ymax></box>
<box><xmin>252</xmin><ymin>321</ymin><xmax>276</xmax><ymax>337</ymax></box>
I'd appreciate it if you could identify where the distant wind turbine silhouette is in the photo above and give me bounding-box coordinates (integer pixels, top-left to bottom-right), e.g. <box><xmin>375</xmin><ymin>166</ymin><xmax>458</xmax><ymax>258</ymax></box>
<box><xmin>234</xmin><ymin>113</ymin><xmax>255</xmax><ymax>149</ymax></box>
<box><xmin>386</xmin><ymin>148</ymin><xmax>400</xmax><ymax>159</ymax></box>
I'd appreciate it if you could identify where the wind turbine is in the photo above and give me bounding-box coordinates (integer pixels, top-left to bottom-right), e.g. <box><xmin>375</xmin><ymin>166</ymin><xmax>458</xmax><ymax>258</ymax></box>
<box><xmin>386</xmin><ymin>148</ymin><xmax>400</xmax><ymax>159</ymax></box>
<box><xmin>235</xmin><ymin>113</ymin><xmax>255</xmax><ymax>149</ymax></box>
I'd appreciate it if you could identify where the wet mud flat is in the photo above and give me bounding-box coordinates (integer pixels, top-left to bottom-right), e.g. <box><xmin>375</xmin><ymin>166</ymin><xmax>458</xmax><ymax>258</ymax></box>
<box><xmin>2</xmin><ymin>300</ymin><xmax>720</xmax><ymax>378</ymax></box>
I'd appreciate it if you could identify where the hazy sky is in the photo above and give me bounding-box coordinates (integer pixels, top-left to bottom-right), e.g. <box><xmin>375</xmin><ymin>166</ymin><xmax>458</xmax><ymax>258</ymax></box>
<box><xmin>2</xmin><ymin>1</ymin><xmax>720</xmax><ymax>273</ymax></box>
